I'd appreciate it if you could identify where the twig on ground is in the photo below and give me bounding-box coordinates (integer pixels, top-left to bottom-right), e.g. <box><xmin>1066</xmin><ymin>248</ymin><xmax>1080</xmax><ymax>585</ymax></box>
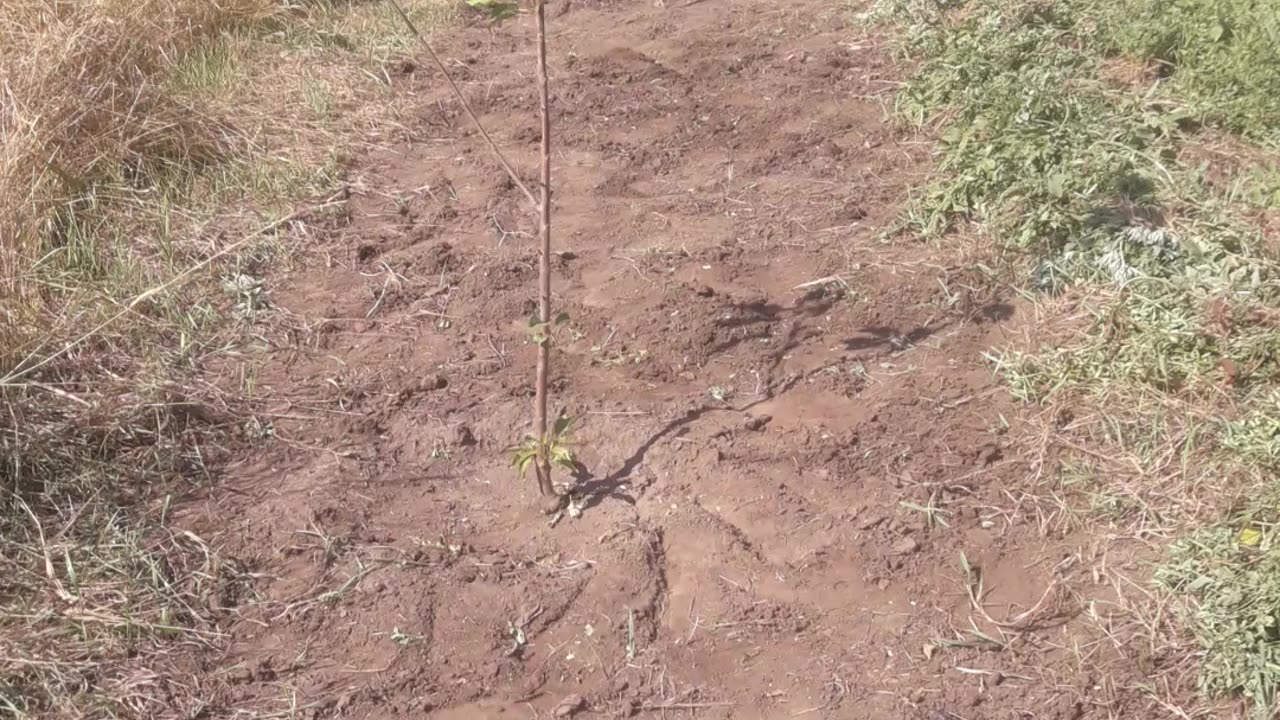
<box><xmin>792</xmin><ymin>275</ymin><xmax>850</xmax><ymax>290</ymax></box>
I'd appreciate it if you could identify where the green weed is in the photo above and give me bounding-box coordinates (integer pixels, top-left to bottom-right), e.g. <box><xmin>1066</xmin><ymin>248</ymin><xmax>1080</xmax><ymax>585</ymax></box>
<box><xmin>876</xmin><ymin>0</ymin><xmax>1280</xmax><ymax>714</ymax></box>
<box><xmin>1158</xmin><ymin>524</ymin><xmax>1280</xmax><ymax>715</ymax></box>
<box><xmin>1220</xmin><ymin>393</ymin><xmax>1280</xmax><ymax>470</ymax></box>
<box><xmin>1099</xmin><ymin>0</ymin><xmax>1280</xmax><ymax>145</ymax></box>
<box><xmin>168</xmin><ymin>35</ymin><xmax>244</xmax><ymax>97</ymax></box>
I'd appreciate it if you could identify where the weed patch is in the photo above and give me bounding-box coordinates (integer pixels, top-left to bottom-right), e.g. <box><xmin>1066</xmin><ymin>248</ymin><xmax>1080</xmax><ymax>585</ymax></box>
<box><xmin>876</xmin><ymin>0</ymin><xmax>1280</xmax><ymax>714</ymax></box>
<box><xmin>1158</xmin><ymin>525</ymin><xmax>1280</xmax><ymax>712</ymax></box>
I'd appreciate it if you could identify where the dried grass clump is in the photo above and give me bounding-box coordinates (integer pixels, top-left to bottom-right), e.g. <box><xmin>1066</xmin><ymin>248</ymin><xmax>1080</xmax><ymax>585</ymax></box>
<box><xmin>1</xmin><ymin>2</ymin><xmax>284</xmax><ymax>716</ymax></box>
<box><xmin>0</xmin><ymin>0</ymin><xmax>462</xmax><ymax>713</ymax></box>
<box><xmin>0</xmin><ymin>0</ymin><xmax>278</xmax><ymax>337</ymax></box>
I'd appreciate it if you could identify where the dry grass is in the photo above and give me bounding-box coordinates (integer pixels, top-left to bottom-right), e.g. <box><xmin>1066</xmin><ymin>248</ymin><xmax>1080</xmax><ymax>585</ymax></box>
<box><xmin>0</xmin><ymin>0</ymin><xmax>457</xmax><ymax>716</ymax></box>
<box><xmin>0</xmin><ymin>3</ymin><xmax>280</xmax><ymax>715</ymax></box>
<box><xmin>1</xmin><ymin>0</ymin><xmax>278</xmax><ymax>308</ymax></box>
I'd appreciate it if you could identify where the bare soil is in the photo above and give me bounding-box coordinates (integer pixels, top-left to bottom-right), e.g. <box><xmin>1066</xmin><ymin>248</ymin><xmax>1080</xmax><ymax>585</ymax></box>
<box><xmin>178</xmin><ymin>1</ymin><xmax>1157</xmax><ymax>717</ymax></box>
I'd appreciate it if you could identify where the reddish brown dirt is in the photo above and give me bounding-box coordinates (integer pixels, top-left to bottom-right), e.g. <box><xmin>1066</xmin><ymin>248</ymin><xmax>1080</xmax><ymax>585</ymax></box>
<box><xmin>178</xmin><ymin>1</ymin><xmax>1155</xmax><ymax>718</ymax></box>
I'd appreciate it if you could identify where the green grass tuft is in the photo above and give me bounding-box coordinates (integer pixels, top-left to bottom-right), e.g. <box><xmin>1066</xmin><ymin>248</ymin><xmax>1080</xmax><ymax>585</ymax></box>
<box><xmin>1158</xmin><ymin>525</ymin><xmax>1280</xmax><ymax>714</ymax></box>
<box><xmin>1100</xmin><ymin>0</ymin><xmax>1280</xmax><ymax>145</ymax></box>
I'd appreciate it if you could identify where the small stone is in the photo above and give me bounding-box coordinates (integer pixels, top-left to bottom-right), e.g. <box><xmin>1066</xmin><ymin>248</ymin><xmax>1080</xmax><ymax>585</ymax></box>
<box><xmin>554</xmin><ymin>694</ymin><xmax>587</xmax><ymax>718</ymax></box>
<box><xmin>742</xmin><ymin>414</ymin><xmax>772</xmax><ymax>431</ymax></box>
<box><xmin>891</xmin><ymin>536</ymin><xmax>920</xmax><ymax>556</ymax></box>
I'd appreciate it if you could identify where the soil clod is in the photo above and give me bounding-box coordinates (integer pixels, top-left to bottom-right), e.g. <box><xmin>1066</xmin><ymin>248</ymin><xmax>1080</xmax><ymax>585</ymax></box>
<box><xmin>891</xmin><ymin>536</ymin><xmax>921</xmax><ymax>556</ymax></box>
<box><xmin>554</xmin><ymin>694</ymin><xmax>587</xmax><ymax>718</ymax></box>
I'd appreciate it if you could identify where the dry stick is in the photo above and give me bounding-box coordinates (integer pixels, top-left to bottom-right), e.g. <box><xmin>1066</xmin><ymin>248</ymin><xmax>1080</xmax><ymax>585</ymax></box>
<box><xmin>387</xmin><ymin>0</ymin><xmax>539</xmax><ymax>210</ymax></box>
<box><xmin>0</xmin><ymin>197</ymin><xmax>344</xmax><ymax>387</ymax></box>
<box><xmin>532</xmin><ymin>0</ymin><xmax>556</xmax><ymax>501</ymax></box>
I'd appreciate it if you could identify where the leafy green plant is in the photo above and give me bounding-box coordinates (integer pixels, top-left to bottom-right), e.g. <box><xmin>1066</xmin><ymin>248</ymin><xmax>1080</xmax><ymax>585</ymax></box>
<box><xmin>527</xmin><ymin>310</ymin><xmax>570</xmax><ymax>347</ymax></box>
<box><xmin>1157</xmin><ymin>525</ymin><xmax>1280</xmax><ymax>717</ymax></box>
<box><xmin>510</xmin><ymin>414</ymin><xmax>576</xmax><ymax>481</ymax></box>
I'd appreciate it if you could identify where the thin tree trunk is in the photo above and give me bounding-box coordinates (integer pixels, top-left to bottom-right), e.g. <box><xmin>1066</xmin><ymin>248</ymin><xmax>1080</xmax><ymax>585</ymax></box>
<box><xmin>533</xmin><ymin>0</ymin><xmax>555</xmax><ymax>501</ymax></box>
